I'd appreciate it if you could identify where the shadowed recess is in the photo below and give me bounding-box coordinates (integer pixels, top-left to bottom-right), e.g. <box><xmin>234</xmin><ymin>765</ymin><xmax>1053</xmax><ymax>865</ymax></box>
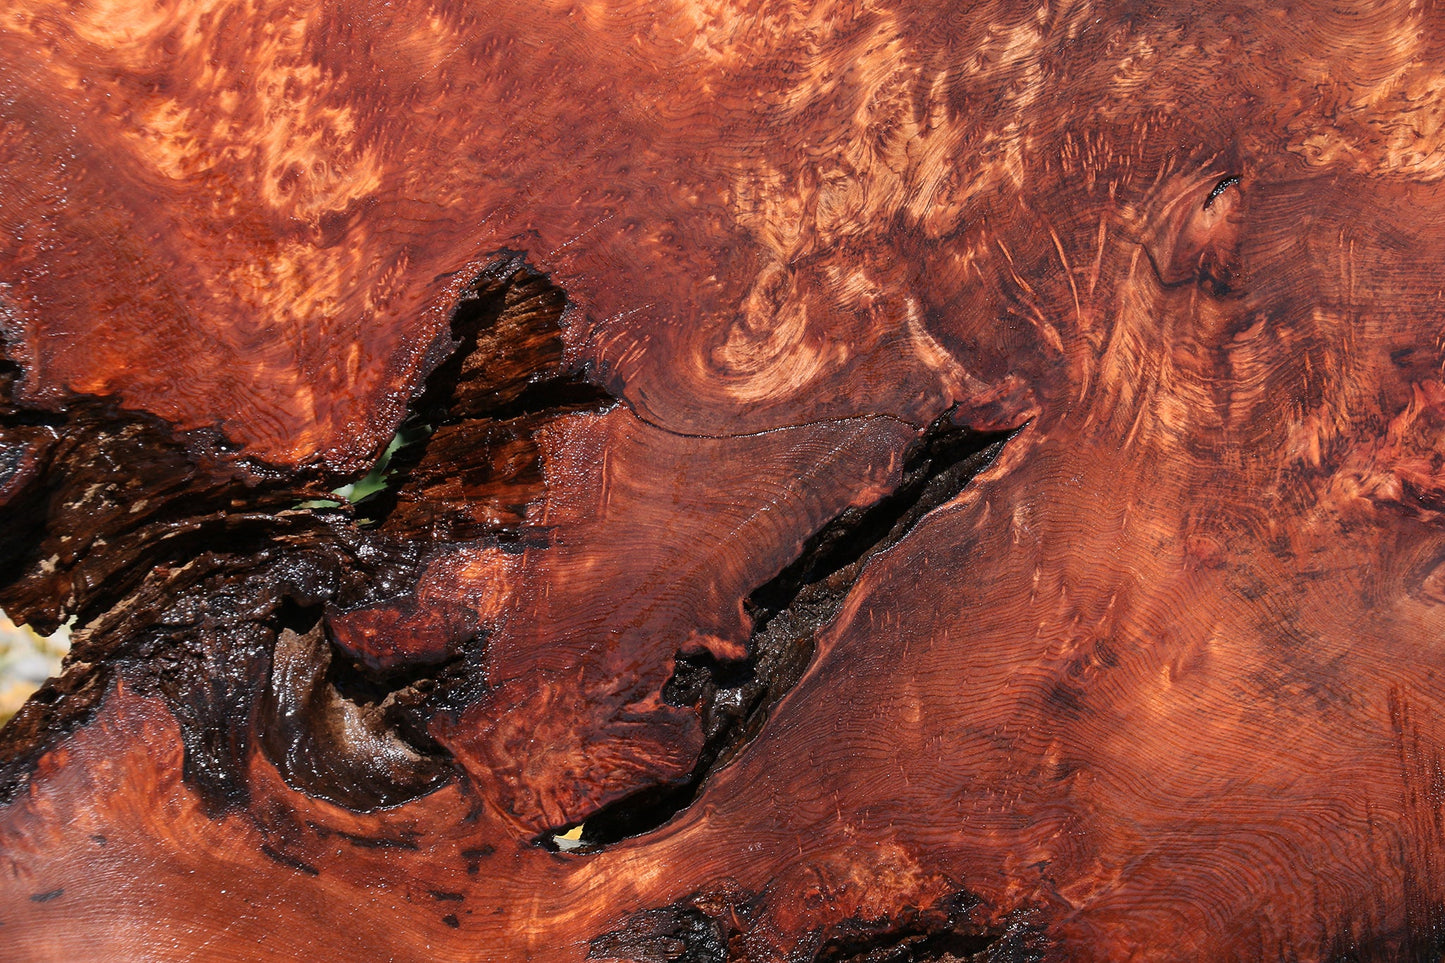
<box><xmin>553</xmin><ymin>421</ymin><xmax>1012</xmax><ymax>851</ymax></box>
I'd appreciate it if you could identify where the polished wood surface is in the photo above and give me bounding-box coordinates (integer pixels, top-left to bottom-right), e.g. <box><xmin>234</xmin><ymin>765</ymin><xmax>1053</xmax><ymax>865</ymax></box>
<box><xmin>3</xmin><ymin>0</ymin><xmax>1445</xmax><ymax>958</ymax></box>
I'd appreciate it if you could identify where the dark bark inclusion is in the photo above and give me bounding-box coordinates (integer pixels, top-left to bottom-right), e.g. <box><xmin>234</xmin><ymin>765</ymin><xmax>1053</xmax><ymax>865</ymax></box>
<box><xmin>0</xmin><ymin>255</ymin><xmax>1009</xmax><ymax>855</ymax></box>
<box><xmin>588</xmin><ymin>891</ymin><xmax>1041</xmax><ymax>963</ymax></box>
<box><xmin>0</xmin><ymin>254</ymin><xmax>602</xmax><ymax>809</ymax></box>
<box><xmin>560</xmin><ymin>419</ymin><xmax>1011</xmax><ymax>851</ymax></box>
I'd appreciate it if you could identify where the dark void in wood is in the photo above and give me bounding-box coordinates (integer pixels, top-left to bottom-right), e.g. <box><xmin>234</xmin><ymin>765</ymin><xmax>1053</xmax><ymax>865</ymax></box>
<box><xmin>3</xmin><ymin>0</ymin><xmax>1445</xmax><ymax>960</ymax></box>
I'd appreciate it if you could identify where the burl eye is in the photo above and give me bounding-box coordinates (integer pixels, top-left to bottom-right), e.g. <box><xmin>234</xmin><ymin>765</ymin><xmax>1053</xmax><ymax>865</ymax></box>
<box><xmin>1144</xmin><ymin>170</ymin><xmax>1246</xmax><ymax>295</ymax></box>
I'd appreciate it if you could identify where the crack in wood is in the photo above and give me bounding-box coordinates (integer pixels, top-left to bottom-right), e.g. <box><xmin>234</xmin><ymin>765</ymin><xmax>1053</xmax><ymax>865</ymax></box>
<box><xmin>551</xmin><ymin>419</ymin><xmax>1012</xmax><ymax>851</ymax></box>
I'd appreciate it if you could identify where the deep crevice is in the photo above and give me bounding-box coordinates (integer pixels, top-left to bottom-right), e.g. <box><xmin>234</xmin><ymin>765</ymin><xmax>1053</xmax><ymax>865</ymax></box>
<box><xmin>816</xmin><ymin>927</ymin><xmax>1000</xmax><ymax>963</ymax></box>
<box><xmin>258</xmin><ymin>610</ymin><xmax>455</xmax><ymax>812</ymax></box>
<box><xmin>0</xmin><ymin>252</ymin><xmax>605</xmax><ymax>813</ymax></box>
<box><xmin>571</xmin><ymin>414</ymin><xmax>1014</xmax><ymax>850</ymax></box>
<box><xmin>589</xmin><ymin>891</ymin><xmax>1027</xmax><ymax>963</ymax></box>
<box><xmin>354</xmin><ymin>252</ymin><xmax>614</xmax><ymax>537</ymax></box>
<box><xmin>247</xmin><ymin>255</ymin><xmax>611</xmax><ymax>811</ymax></box>
<box><xmin>588</xmin><ymin>902</ymin><xmax>732</xmax><ymax>963</ymax></box>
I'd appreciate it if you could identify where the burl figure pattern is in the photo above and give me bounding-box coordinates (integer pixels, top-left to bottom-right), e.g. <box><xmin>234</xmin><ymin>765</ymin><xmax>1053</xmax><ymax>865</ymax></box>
<box><xmin>1</xmin><ymin>0</ymin><xmax>1444</xmax><ymax>959</ymax></box>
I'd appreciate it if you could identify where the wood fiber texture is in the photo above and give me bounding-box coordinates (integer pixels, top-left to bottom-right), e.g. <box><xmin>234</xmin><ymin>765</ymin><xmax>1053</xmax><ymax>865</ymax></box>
<box><xmin>3</xmin><ymin>0</ymin><xmax>1445</xmax><ymax>959</ymax></box>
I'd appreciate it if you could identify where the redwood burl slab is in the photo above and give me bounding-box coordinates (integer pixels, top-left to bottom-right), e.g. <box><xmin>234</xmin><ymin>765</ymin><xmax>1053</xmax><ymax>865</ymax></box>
<box><xmin>2</xmin><ymin>0</ymin><xmax>1444</xmax><ymax>959</ymax></box>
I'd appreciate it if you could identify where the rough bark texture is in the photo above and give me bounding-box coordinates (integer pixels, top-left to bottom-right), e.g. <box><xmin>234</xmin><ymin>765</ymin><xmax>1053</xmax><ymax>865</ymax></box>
<box><xmin>3</xmin><ymin>0</ymin><xmax>1445</xmax><ymax>959</ymax></box>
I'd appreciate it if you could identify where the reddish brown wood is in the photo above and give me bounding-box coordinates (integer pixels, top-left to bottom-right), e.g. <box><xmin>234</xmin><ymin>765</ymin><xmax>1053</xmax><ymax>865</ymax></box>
<box><xmin>4</xmin><ymin>0</ymin><xmax>1445</xmax><ymax>959</ymax></box>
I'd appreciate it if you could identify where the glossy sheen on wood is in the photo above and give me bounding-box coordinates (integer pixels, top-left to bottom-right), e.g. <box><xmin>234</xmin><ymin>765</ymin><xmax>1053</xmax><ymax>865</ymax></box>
<box><xmin>3</xmin><ymin>0</ymin><xmax>1445</xmax><ymax>959</ymax></box>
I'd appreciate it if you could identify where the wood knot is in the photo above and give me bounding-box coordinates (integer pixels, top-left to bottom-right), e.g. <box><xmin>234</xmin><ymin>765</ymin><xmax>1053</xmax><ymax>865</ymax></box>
<box><xmin>1143</xmin><ymin>172</ymin><xmax>1245</xmax><ymax>298</ymax></box>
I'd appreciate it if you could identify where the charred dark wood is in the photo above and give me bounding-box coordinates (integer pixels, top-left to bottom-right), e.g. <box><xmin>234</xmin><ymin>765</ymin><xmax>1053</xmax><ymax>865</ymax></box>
<box><xmin>3</xmin><ymin>0</ymin><xmax>1445</xmax><ymax>960</ymax></box>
